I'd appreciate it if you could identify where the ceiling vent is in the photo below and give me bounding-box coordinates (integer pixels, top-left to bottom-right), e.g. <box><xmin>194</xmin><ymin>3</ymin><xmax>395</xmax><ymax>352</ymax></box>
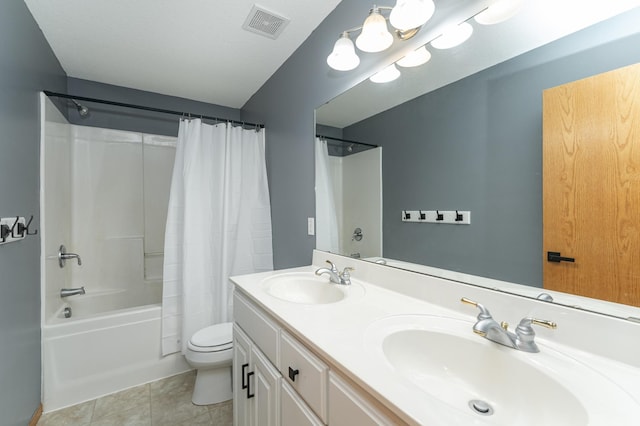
<box><xmin>242</xmin><ymin>5</ymin><xmax>290</xmax><ymax>40</ymax></box>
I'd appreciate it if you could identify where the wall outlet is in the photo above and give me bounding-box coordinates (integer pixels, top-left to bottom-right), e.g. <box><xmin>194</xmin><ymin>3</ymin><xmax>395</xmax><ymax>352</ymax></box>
<box><xmin>307</xmin><ymin>217</ymin><xmax>315</xmax><ymax>236</ymax></box>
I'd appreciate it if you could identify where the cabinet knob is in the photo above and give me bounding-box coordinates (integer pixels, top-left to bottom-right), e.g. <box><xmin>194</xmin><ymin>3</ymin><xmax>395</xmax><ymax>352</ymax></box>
<box><xmin>288</xmin><ymin>366</ymin><xmax>299</xmax><ymax>382</ymax></box>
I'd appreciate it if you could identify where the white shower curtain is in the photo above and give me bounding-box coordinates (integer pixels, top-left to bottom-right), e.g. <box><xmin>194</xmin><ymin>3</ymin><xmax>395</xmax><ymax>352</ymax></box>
<box><xmin>315</xmin><ymin>138</ymin><xmax>340</xmax><ymax>253</ymax></box>
<box><xmin>162</xmin><ymin>119</ymin><xmax>273</xmax><ymax>356</ymax></box>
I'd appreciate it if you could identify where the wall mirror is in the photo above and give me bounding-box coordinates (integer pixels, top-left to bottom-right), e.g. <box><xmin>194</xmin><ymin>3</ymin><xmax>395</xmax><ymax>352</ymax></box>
<box><xmin>315</xmin><ymin>1</ymin><xmax>640</xmax><ymax>320</ymax></box>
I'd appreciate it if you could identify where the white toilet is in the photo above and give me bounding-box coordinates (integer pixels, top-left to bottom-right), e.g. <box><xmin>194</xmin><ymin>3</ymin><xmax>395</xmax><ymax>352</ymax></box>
<box><xmin>184</xmin><ymin>322</ymin><xmax>234</xmax><ymax>405</ymax></box>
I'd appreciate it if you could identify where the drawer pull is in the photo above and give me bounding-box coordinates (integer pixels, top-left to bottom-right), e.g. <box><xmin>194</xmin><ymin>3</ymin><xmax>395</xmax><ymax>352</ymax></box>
<box><xmin>241</xmin><ymin>363</ymin><xmax>249</xmax><ymax>389</ymax></box>
<box><xmin>247</xmin><ymin>371</ymin><xmax>255</xmax><ymax>399</ymax></box>
<box><xmin>288</xmin><ymin>366</ymin><xmax>300</xmax><ymax>382</ymax></box>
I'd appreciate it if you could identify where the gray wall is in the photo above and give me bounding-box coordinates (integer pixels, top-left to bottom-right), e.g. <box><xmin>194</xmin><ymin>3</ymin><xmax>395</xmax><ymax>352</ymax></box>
<box><xmin>0</xmin><ymin>2</ymin><xmax>67</xmax><ymax>425</ymax></box>
<box><xmin>343</xmin><ymin>11</ymin><xmax>640</xmax><ymax>286</ymax></box>
<box><xmin>241</xmin><ymin>0</ymin><xmax>441</xmax><ymax>268</ymax></box>
<box><xmin>67</xmin><ymin>78</ymin><xmax>241</xmax><ymax>137</ymax></box>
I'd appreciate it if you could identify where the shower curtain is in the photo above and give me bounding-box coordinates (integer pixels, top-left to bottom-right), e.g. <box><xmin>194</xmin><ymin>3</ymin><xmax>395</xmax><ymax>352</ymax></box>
<box><xmin>162</xmin><ymin>119</ymin><xmax>273</xmax><ymax>356</ymax></box>
<box><xmin>315</xmin><ymin>138</ymin><xmax>340</xmax><ymax>253</ymax></box>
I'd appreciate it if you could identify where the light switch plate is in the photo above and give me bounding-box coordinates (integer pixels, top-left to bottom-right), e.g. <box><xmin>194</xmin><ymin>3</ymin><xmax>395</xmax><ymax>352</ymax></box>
<box><xmin>307</xmin><ymin>217</ymin><xmax>315</xmax><ymax>236</ymax></box>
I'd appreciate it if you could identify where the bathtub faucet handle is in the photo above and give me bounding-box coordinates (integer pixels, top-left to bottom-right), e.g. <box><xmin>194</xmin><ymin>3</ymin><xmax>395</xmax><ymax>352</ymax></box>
<box><xmin>58</xmin><ymin>245</ymin><xmax>82</xmax><ymax>268</ymax></box>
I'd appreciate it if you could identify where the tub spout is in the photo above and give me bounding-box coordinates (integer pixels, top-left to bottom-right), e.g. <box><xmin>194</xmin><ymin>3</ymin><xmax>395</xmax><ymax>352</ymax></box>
<box><xmin>61</xmin><ymin>287</ymin><xmax>85</xmax><ymax>298</ymax></box>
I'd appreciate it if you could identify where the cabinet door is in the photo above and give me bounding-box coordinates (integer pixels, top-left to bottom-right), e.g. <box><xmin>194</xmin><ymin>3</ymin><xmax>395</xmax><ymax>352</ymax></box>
<box><xmin>233</xmin><ymin>325</ymin><xmax>252</xmax><ymax>426</ymax></box>
<box><xmin>281</xmin><ymin>381</ymin><xmax>324</xmax><ymax>426</ymax></box>
<box><xmin>251</xmin><ymin>347</ymin><xmax>281</xmax><ymax>426</ymax></box>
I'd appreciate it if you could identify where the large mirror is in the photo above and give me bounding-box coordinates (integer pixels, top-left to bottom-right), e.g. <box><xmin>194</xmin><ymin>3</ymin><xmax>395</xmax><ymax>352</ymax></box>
<box><xmin>315</xmin><ymin>1</ymin><xmax>640</xmax><ymax>320</ymax></box>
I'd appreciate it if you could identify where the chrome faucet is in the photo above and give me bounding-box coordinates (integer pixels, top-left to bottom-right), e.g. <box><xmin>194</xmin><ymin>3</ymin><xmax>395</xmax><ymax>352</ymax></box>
<box><xmin>61</xmin><ymin>286</ymin><xmax>86</xmax><ymax>298</ymax></box>
<box><xmin>315</xmin><ymin>260</ymin><xmax>354</xmax><ymax>285</ymax></box>
<box><xmin>461</xmin><ymin>297</ymin><xmax>557</xmax><ymax>353</ymax></box>
<box><xmin>58</xmin><ymin>245</ymin><xmax>82</xmax><ymax>268</ymax></box>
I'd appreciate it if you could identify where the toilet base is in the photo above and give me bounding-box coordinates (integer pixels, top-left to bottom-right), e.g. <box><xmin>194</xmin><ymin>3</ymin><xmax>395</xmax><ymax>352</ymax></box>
<box><xmin>192</xmin><ymin>365</ymin><xmax>232</xmax><ymax>406</ymax></box>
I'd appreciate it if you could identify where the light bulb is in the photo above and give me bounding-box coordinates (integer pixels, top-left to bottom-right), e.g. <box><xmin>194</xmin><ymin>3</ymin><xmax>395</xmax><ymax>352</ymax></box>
<box><xmin>389</xmin><ymin>0</ymin><xmax>435</xmax><ymax>31</ymax></box>
<box><xmin>369</xmin><ymin>64</ymin><xmax>401</xmax><ymax>83</ymax></box>
<box><xmin>397</xmin><ymin>46</ymin><xmax>431</xmax><ymax>67</ymax></box>
<box><xmin>475</xmin><ymin>0</ymin><xmax>524</xmax><ymax>25</ymax></box>
<box><xmin>431</xmin><ymin>22</ymin><xmax>473</xmax><ymax>49</ymax></box>
<box><xmin>356</xmin><ymin>8</ymin><xmax>394</xmax><ymax>53</ymax></box>
<box><xmin>327</xmin><ymin>32</ymin><xmax>360</xmax><ymax>71</ymax></box>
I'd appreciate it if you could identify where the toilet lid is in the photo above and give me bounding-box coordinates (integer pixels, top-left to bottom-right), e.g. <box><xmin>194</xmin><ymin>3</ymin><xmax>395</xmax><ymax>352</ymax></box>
<box><xmin>190</xmin><ymin>322</ymin><xmax>233</xmax><ymax>349</ymax></box>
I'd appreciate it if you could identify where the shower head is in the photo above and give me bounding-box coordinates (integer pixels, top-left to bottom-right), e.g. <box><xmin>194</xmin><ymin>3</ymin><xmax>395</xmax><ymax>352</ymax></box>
<box><xmin>347</xmin><ymin>144</ymin><xmax>354</xmax><ymax>152</ymax></box>
<box><xmin>71</xmin><ymin>99</ymin><xmax>89</xmax><ymax>118</ymax></box>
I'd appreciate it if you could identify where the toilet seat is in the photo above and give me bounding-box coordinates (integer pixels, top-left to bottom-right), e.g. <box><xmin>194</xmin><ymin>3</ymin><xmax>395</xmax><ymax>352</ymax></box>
<box><xmin>188</xmin><ymin>322</ymin><xmax>233</xmax><ymax>353</ymax></box>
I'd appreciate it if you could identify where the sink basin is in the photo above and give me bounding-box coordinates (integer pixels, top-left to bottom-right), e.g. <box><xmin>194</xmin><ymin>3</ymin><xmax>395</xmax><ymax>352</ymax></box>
<box><xmin>364</xmin><ymin>315</ymin><xmax>639</xmax><ymax>425</ymax></box>
<box><xmin>261</xmin><ymin>272</ymin><xmax>364</xmax><ymax>304</ymax></box>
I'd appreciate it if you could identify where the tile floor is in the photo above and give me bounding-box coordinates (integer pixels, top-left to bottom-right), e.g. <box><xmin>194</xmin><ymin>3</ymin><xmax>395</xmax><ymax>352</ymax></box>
<box><xmin>37</xmin><ymin>371</ymin><xmax>233</xmax><ymax>426</ymax></box>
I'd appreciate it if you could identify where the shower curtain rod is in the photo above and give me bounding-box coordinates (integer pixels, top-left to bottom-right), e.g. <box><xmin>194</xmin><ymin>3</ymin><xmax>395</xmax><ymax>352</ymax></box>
<box><xmin>43</xmin><ymin>90</ymin><xmax>265</xmax><ymax>129</ymax></box>
<box><xmin>316</xmin><ymin>134</ymin><xmax>378</xmax><ymax>148</ymax></box>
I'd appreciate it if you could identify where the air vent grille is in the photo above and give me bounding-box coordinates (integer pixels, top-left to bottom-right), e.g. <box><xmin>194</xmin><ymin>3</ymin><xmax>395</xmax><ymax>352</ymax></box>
<box><xmin>242</xmin><ymin>5</ymin><xmax>290</xmax><ymax>39</ymax></box>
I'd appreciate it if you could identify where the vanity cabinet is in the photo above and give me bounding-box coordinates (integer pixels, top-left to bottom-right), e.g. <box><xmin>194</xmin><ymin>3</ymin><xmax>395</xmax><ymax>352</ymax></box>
<box><xmin>233</xmin><ymin>289</ymin><xmax>397</xmax><ymax>425</ymax></box>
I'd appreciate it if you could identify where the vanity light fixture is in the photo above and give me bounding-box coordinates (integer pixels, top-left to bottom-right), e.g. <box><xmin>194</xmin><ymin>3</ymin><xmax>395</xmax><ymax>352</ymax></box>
<box><xmin>369</xmin><ymin>63</ymin><xmax>401</xmax><ymax>83</ymax></box>
<box><xmin>474</xmin><ymin>0</ymin><xmax>524</xmax><ymax>25</ymax></box>
<box><xmin>327</xmin><ymin>2</ymin><xmax>435</xmax><ymax>71</ymax></box>
<box><xmin>430</xmin><ymin>21</ymin><xmax>474</xmax><ymax>49</ymax></box>
<box><xmin>396</xmin><ymin>45</ymin><xmax>431</xmax><ymax>67</ymax></box>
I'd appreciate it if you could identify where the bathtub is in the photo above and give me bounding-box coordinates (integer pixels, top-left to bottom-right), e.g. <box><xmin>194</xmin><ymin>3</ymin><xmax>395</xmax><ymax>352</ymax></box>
<box><xmin>42</xmin><ymin>286</ymin><xmax>191</xmax><ymax>412</ymax></box>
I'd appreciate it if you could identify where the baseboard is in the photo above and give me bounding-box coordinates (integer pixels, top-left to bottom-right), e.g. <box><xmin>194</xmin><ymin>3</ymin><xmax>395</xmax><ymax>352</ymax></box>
<box><xmin>29</xmin><ymin>403</ymin><xmax>43</xmax><ymax>426</ymax></box>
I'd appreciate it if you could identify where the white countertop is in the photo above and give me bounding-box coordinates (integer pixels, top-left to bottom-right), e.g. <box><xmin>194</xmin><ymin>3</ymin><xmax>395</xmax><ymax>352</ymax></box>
<box><xmin>230</xmin><ymin>251</ymin><xmax>640</xmax><ymax>425</ymax></box>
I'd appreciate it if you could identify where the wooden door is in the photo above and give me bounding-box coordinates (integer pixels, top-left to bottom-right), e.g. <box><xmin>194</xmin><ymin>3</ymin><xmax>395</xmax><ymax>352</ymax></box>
<box><xmin>543</xmin><ymin>63</ymin><xmax>640</xmax><ymax>306</ymax></box>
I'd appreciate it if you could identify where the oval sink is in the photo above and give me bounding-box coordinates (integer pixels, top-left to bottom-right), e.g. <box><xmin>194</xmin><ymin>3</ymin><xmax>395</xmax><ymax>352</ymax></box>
<box><xmin>364</xmin><ymin>315</ymin><xmax>639</xmax><ymax>425</ymax></box>
<box><xmin>261</xmin><ymin>272</ymin><xmax>364</xmax><ymax>304</ymax></box>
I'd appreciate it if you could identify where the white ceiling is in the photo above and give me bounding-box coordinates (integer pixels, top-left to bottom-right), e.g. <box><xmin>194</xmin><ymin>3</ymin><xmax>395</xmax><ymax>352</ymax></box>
<box><xmin>23</xmin><ymin>0</ymin><xmax>342</xmax><ymax>108</ymax></box>
<box><xmin>317</xmin><ymin>0</ymin><xmax>640</xmax><ymax>128</ymax></box>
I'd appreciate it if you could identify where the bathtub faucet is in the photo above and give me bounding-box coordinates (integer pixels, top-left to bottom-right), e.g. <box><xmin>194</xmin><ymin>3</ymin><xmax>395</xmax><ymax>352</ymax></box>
<box><xmin>60</xmin><ymin>287</ymin><xmax>85</xmax><ymax>298</ymax></box>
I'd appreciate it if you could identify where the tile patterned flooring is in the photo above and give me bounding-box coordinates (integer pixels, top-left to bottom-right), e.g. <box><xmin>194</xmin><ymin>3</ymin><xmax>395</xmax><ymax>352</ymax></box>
<box><xmin>37</xmin><ymin>371</ymin><xmax>233</xmax><ymax>426</ymax></box>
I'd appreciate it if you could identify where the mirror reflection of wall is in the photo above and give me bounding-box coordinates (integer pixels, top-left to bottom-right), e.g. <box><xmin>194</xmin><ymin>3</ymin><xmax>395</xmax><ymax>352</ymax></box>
<box><xmin>316</xmin><ymin>6</ymin><xmax>640</xmax><ymax>316</ymax></box>
<box><xmin>315</xmin><ymin>128</ymin><xmax>382</xmax><ymax>259</ymax></box>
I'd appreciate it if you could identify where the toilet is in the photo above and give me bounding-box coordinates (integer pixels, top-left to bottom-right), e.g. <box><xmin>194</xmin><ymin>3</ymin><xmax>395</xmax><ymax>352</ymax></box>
<box><xmin>184</xmin><ymin>322</ymin><xmax>234</xmax><ymax>405</ymax></box>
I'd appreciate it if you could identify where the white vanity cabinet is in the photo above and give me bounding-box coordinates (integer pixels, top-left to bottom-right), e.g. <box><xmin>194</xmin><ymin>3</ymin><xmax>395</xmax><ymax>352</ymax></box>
<box><xmin>233</xmin><ymin>289</ymin><xmax>398</xmax><ymax>426</ymax></box>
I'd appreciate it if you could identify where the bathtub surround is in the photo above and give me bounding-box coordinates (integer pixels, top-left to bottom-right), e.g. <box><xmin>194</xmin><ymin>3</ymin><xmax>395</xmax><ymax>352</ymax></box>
<box><xmin>162</xmin><ymin>119</ymin><xmax>273</xmax><ymax>356</ymax></box>
<box><xmin>40</xmin><ymin>95</ymin><xmax>190</xmax><ymax>412</ymax></box>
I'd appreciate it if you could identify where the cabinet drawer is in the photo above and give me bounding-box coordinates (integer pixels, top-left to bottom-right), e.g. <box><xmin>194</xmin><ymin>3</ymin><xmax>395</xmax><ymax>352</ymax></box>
<box><xmin>281</xmin><ymin>381</ymin><xmax>324</xmax><ymax>426</ymax></box>
<box><xmin>328</xmin><ymin>371</ymin><xmax>394</xmax><ymax>426</ymax></box>
<box><xmin>279</xmin><ymin>330</ymin><xmax>328</xmax><ymax>423</ymax></box>
<box><xmin>233</xmin><ymin>290</ymin><xmax>279</xmax><ymax>366</ymax></box>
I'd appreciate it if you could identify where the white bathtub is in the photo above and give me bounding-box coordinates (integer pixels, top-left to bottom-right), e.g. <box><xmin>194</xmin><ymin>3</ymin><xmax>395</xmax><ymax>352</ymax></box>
<box><xmin>42</xmin><ymin>286</ymin><xmax>191</xmax><ymax>412</ymax></box>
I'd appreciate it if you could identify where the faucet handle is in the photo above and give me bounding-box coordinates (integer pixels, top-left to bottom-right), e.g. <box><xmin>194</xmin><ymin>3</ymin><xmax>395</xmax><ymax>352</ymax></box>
<box><xmin>340</xmin><ymin>266</ymin><xmax>354</xmax><ymax>276</ymax></box>
<box><xmin>460</xmin><ymin>297</ymin><xmax>493</xmax><ymax>320</ymax></box>
<box><xmin>519</xmin><ymin>318</ymin><xmax>557</xmax><ymax>330</ymax></box>
<box><xmin>325</xmin><ymin>260</ymin><xmax>338</xmax><ymax>273</ymax></box>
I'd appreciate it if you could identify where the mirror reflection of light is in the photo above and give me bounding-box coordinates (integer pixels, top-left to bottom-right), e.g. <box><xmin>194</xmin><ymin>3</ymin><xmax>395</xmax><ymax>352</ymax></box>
<box><xmin>389</xmin><ymin>0</ymin><xmax>436</xmax><ymax>31</ymax></box>
<box><xmin>475</xmin><ymin>0</ymin><xmax>525</xmax><ymax>25</ymax></box>
<box><xmin>397</xmin><ymin>46</ymin><xmax>432</xmax><ymax>68</ymax></box>
<box><xmin>370</xmin><ymin>64</ymin><xmax>401</xmax><ymax>83</ymax></box>
<box><xmin>327</xmin><ymin>32</ymin><xmax>360</xmax><ymax>71</ymax></box>
<box><xmin>356</xmin><ymin>7</ymin><xmax>394</xmax><ymax>53</ymax></box>
<box><xmin>431</xmin><ymin>22</ymin><xmax>474</xmax><ymax>49</ymax></box>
